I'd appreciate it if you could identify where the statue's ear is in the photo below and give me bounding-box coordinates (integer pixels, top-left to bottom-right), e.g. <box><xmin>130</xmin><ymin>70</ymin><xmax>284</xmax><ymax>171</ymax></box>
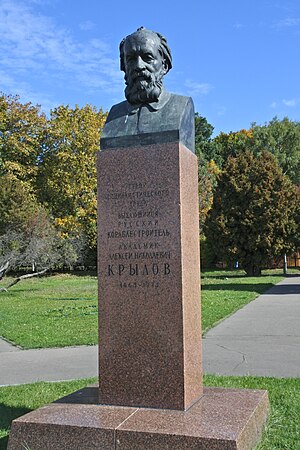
<box><xmin>162</xmin><ymin>59</ymin><xmax>168</xmax><ymax>75</ymax></box>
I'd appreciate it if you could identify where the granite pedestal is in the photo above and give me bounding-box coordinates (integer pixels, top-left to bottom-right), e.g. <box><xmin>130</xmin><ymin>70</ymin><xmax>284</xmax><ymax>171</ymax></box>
<box><xmin>97</xmin><ymin>142</ymin><xmax>202</xmax><ymax>411</ymax></box>
<box><xmin>8</xmin><ymin>384</ymin><xmax>269</xmax><ymax>450</ymax></box>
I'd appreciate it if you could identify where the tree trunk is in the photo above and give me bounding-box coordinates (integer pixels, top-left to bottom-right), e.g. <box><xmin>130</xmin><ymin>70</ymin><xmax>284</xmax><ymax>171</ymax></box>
<box><xmin>0</xmin><ymin>268</ymin><xmax>48</xmax><ymax>293</ymax></box>
<box><xmin>244</xmin><ymin>264</ymin><xmax>262</xmax><ymax>277</ymax></box>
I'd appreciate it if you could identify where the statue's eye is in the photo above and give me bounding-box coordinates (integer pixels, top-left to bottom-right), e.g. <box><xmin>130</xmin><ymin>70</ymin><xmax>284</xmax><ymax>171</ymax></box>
<box><xmin>143</xmin><ymin>54</ymin><xmax>154</xmax><ymax>63</ymax></box>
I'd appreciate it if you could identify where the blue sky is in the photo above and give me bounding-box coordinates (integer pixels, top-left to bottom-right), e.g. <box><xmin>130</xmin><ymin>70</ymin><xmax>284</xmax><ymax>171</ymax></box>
<box><xmin>1</xmin><ymin>0</ymin><xmax>300</xmax><ymax>135</ymax></box>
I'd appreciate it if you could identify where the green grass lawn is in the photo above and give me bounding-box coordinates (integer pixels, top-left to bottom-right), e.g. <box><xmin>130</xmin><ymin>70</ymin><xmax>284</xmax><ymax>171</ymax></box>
<box><xmin>0</xmin><ymin>273</ymin><xmax>98</xmax><ymax>348</ymax></box>
<box><xmin>0</xmin><ymin>375</ymin><xmax>299</xmax><ymax>450</ymax></box>
<box><xmin>205</xmin><ymin>375</ymin><xmax>300</xmax><ymax>450</ymax></box>
<box><xmin>0</xmin><ymin>378</ymin><xmax>96</xmax><ymax>450</ymax></box>
<box><xmin>0</xmin><ymin>269</ymin><xmax>290</xmax><ymax>348</ymax></box>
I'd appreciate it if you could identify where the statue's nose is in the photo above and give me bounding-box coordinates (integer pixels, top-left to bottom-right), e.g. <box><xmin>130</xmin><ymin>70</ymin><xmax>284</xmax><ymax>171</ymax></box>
<box><xmin>135</xmin><ymin>56</ymin><xmax>145</xmax><ymax>71</ymax></box>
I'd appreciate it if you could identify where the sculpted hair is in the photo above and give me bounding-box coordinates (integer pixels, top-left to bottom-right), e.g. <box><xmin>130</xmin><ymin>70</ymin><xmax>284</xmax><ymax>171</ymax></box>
<box><xmin>119</xmin><ymin>27</ymin><xmax>172</xmax><ymax>73</ymax></box>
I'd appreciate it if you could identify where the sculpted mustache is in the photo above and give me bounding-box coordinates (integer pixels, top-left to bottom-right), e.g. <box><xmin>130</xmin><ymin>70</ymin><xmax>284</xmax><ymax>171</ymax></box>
<box><xmin>126</xmin><ymin>71</ymin><xmax>153</xmax><ymax>84</ymax></box>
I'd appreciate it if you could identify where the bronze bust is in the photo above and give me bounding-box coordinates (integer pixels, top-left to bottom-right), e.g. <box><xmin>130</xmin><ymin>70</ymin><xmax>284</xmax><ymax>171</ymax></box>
<box><xmin>100</xmin><ymin>27</ymin><xmax>195</xmax><ymax>152</ymax></box>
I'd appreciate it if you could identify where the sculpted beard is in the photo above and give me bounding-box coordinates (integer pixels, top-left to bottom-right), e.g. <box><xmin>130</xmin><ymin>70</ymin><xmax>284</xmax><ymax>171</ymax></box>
<box><xmin>125</xmin><ymin>70</ymin><xmax>164</xmax><ymax>105</ymax></box>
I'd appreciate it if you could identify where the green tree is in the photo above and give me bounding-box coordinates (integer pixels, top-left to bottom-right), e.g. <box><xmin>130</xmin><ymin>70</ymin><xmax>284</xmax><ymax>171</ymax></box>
<box><xmin>213</xmin><ymin>129</ymin><xmax>254</xmax><ymax>166</ymax></box>
<box><xmin>194</xmin><ymin>114</ymin><xmax>220</xmax><ymax>234</ymax></box>
<box><xmin>251</xmin><ymin>117</ymin><xmax>300</xmax><ymax>184</ymax></box>
<box><xmin>0</xmin><ymin>174</ymin><xmax>38</xmax><ymax>235</ymax></box>
<box><xmin>37</xmin><ymin>104</ymin><xmax>107</xmax><ymax>252</ymax></box>
<box><xmin>195</xmin><ymin>113</ymin><xmax>216</xmax><ymax>162</ymax></box>
<box><xmin>0</xmin><ymin>160</ymin><xmax>84</xmax><ymax>272</ymax></box>
<box><xmin>199</xmin><ymin>160</ymin><xmax>220</xmax><ymax>234</ymax></box>
<box><xmin>205</xmin><ymin>150</ymin><xmax>299</xmax><ymax>276</ymax></box>
<box><xmin>0</xmin><ymin>93</ymin><xmax>46</xmax><ymax>190</ymax></box>
<box><xmin>0</xmin><ymin>209</ymin><xmax>81</xmax><ymax>272</ymax></box>
<box><xmin>213</xmin><ymin>119</ymin><xmax>300</xmax><ymax>185</ymax></box>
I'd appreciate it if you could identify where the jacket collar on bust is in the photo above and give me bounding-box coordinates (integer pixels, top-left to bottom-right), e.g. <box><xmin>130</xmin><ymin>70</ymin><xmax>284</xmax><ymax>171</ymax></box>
<box><xmin>126</xmin><ymin>89</ymin><xmax>171</xmax><ymax>115</ymax></box>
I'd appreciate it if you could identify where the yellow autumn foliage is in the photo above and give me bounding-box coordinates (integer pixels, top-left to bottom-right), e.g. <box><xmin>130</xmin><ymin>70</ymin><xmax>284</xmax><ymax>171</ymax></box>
<box><xmin>37</xmin><ymin>104</ymin><xmax>107</xmax><ymax>249</ymax></box>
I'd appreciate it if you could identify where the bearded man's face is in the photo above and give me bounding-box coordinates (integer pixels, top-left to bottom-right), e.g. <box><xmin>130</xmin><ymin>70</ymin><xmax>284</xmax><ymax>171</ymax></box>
<box><xmin>123</xmin><ymin>31</ymin><xmax>167</xmax><ymax>105</ymax></box>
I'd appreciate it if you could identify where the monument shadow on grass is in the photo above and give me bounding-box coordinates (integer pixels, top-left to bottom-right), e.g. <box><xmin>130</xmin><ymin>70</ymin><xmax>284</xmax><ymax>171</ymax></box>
<box><xmin>0</xmin><ymin>404</ymin><xmax>31</xmax><ymax>450</ymax></box>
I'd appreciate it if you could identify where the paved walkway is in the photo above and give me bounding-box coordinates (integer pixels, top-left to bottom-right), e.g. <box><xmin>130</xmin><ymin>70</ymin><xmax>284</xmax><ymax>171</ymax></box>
<box><xmin>0</xmin><ymin>343</ymin><xmax>98</xmax><ymax>386</ymax></box>
<box><xmin>203</xmin><ymin>275</ymin><xmax>300</xmax><ymax>377</ymax></box>
<box><xmin>0</xmin><ymin>276</ymin><xmax>299</xmax><ymax>385</ymax></box>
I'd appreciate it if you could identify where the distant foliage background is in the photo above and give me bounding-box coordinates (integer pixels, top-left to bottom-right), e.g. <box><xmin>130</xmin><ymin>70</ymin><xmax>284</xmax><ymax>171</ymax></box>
<box><xmin>0</xmin><ymin>92</ymin><xmax>299</xmax><ymax>274</ymax></box>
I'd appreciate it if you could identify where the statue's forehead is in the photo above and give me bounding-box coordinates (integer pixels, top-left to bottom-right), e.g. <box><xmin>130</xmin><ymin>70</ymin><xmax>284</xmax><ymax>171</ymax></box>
<box><xmin>125</xmin><ymin>31</ymin><xmax>160</xmax><ymax>53</ymax></box>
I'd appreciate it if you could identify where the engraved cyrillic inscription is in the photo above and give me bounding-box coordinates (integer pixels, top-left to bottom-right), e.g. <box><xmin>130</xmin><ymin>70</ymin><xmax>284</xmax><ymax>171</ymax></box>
<box><xmin>102</xmin><ymin>180</ymin><xmax>174</xmax><ymax>289</ymax></box>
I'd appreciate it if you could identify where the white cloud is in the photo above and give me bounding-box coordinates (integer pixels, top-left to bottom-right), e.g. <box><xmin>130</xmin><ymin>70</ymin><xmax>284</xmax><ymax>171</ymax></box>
<box><xmin>0</xmin><ymin>69</ymin><xmax>56</xmax><ymax>112</ymax></box>
<box><xmin>283</xmin><ymin>98</ymin><xmax>300</xmax><ymax>107</ymax></box>
<box><xmin>233</xmin><ymin>23</ymin><xmax>244</xmax><ymax>29</ymax></box>
<box><xmin>273</xmin><ymin>17</ymin><xmax>300</xmax><ymax>28</ymax></box>
<box><xmin>0</xmin><ymin>0</ymin><xmax>122</xmax><ymax>106</ymax></box>
<box><xmin>270</xmin><ymin>98</ymin><xmax>300</xmax><ymax>109</ymax></box>
<box><xmin>79</xmin><ymin>20</ymin><xmax>95</xmax><ymax>31</ymax></box>
<box><xmin>184</xmin><ymin>80</ymin><xmax>213</xmax><ymax>96</ymax></box>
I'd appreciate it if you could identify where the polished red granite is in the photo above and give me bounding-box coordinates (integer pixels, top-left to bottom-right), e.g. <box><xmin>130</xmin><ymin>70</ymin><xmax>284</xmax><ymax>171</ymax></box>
<box><xmin>115</xmin><ymin>387</ymin><xmax>270</xmax><ymax>449</ymax></box>
<box><xmin>8</xmin><ymin>385</ymin><xmax>269</xmax><ymax>450</ymax></box>
<box><xmin>97</xmin><ymin>142</ymin><xmax>202</xmax><ymax>410</ymax></box>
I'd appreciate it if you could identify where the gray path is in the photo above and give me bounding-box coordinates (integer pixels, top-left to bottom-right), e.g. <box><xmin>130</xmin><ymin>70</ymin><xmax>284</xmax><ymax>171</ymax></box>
<box><xmin>0</xmin><ymin>344</ymin><xmax>98</xmax><ymax>386</ymax></box>
<box><xmin>0</xmin><ymin>276</ymin><xmax>299</xmax><ymax>385</ymax></box>
<box><xmin>0</xmin><ymin>337</ymin><xmax>20</xmax><ymax>353</ymax></box>
<box><xmin>203</xmin><ymin>276</ymin><xmax>300</xmax><ymax>377</ymax></box>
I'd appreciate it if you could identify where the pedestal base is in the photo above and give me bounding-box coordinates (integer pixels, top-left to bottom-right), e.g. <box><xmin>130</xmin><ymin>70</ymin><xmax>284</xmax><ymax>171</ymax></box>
<box><xmin>8</xmin><ymin>385</ymin><xmax>269</xmax><ymax>450</ymax></box>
